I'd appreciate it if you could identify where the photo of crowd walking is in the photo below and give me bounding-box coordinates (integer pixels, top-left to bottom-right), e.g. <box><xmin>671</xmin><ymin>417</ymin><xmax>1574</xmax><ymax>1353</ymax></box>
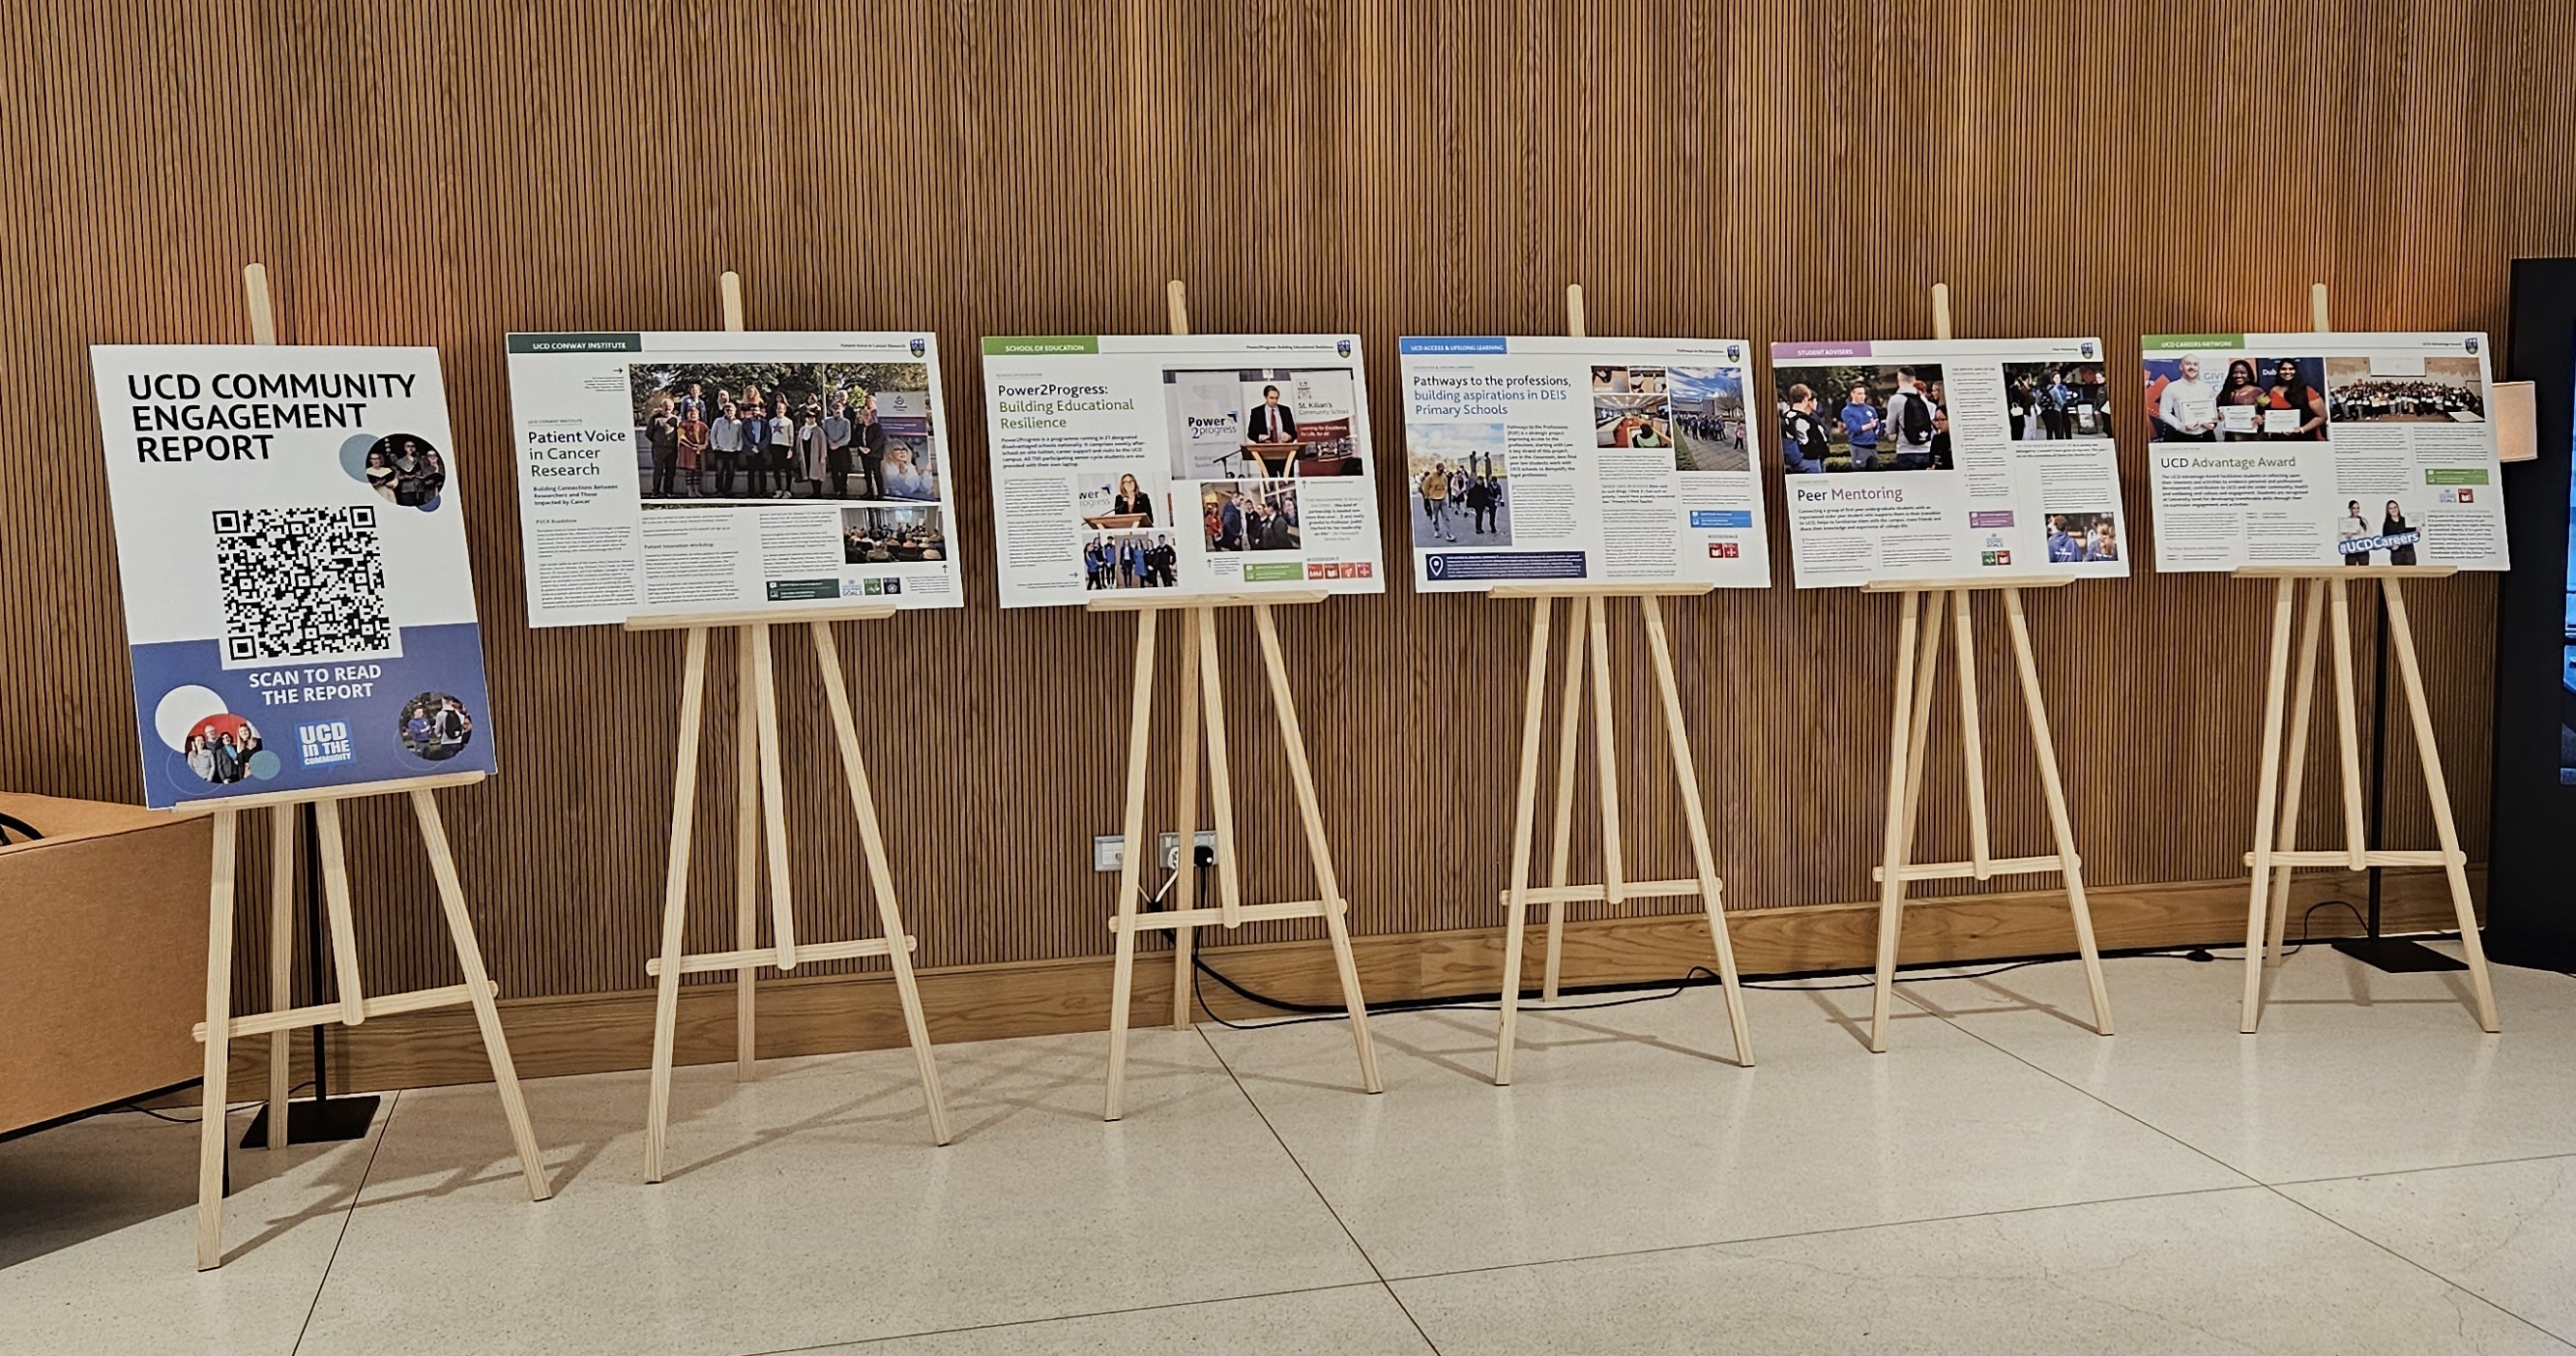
<box><xmin>1404</xmin><ymin>422</ymin><xmax>1510</xmax><ymax>546</ymax></box>
<box><xmin>1775</xmin><ymin>364</ymin><xmax>1950</xmax><ymax>472</ymax></box>
<box><xmin>1667</xmin><ymin>366</ymin><xmax>1752</xmax><ymax>472</ymax></box>
<box><xmin>631</xmin><ymin>362</ymin><xmax>944</xmax><ymax>505</ymax></box>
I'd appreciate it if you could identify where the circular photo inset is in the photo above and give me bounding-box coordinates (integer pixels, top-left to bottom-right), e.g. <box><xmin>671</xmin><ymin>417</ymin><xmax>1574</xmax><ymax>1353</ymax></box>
<box><xmin>364</xmin><ymin>433</ymin><xmax>449</xmax><ymax>509</ymax></box>
<box><xmin>397</xmin><ymin>693</ymin><xmax>476</xmax><ymax>761</ymax></box>
<box><xmin>184</xmin><ymin>713</ymin><xmax>267</xmax><ymax>785</ymax></box>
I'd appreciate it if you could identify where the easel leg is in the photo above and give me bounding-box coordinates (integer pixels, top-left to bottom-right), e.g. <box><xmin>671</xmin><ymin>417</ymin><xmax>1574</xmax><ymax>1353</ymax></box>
<box><xmin>2381</xmin><ymin>581</ymin><xmax>2501</xmax><ymax>1032</ymax></box>
<box><xmin>2003</xmin><ymin>589</ymin><xmax>2112</xmax><ymax>1037</ymax></box>
<box><xmin>310</xmin><ymin>799</ymin><xmax>366</xmax><ymax>1026</ymax></box>
<box><xmin>1540</xmin><ymin>604</ymin><xmax>1587</xmax><ymax>1001</ymax></box>
<box><xmin>748</xmin><ymin>625</ymin><xmax>798</xmax><ymax>968</ymax></box>
<box><xmin>2266</xmin><ymin>581</ymin><xmax>2326</xmax><ymax>965</ymax></box>
<box><xmin>2243</xmin><ymin>578</ymin><xmax>2298</xmax><ymax>1033</ymax></box>
<box><xmin>1951</xmin><ymin>590</ymin><xmax>1993</xmax><ymax>878</ymax></box>
<box><xmin>1869</xmin><ymin>590</ymin><xmax>1925</xmax><ymax>1054</ymax></box>
<box><xmin>265</xmin><ymin>805</ymin><xmax>294</xmax><ymax>1150</ymax></box>
<box><xmin>1897</xmin><ymin>593</ymin><xmax>1947</xmax><ymax>882</ymax></box>
<box><xmin>811</xmin><ymin>622</ymin><xmax>953</xmax><ymax>1144</ymax></box>
<box><xmin>2327</xmin><ymin>578</ymin><xmax>2370</xmax><ymax>870</ymax></box>
<box><xmin>644</xmin><ymin>626</ymin><xmax>709</xmax><ymax>1184</ymax></box>
<box><xmin>1170</xmin><ymin>610</ymin><xmax>1204</xmax><ymax>1029</ymax></box>
<box><xmin>1103</xmin><ymin>608</ymin><xmax>1158</xmax><ymax>1122</ymax></box>
<box><xmin>196</xmin><ymin>810</ymin><xmax>239</xmax><ymax>1270</ymax></box>
<box><xmin>1640</xmin><ymin>596</ymin><xmax>1751</xmax><ymax>1066</ymax></box>
<box><xmin>734</xmin><ymin>627</ymin><xmax>760</xmax><ymax>1076</ymax></box>
<box><xmin>1586</xmin><ymin>594</ymin><xmax>1625</xmax><ymax>913</ymax></box>
<box><xmin>1197</xmin><ymin>606</ymin><xmax>1244</xmax><ymax>925</ymax></box>
<box><xmin>1252</xmin><ymin>604</ymin><xmax>1381</xmax><ymax>1094</ymax></box>
<box><xmin>1494</xmin><ymin>596</ymin><xmax>1555</xmax><ymax>1086</ymax></box>
<box><xmin>411</xmin><ymin>789</ymin><xmax>552</xmax><ymax>1201</ymax></box>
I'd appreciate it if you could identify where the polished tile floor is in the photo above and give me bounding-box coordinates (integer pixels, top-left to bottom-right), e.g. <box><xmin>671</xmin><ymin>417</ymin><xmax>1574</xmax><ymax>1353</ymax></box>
<box><xmin>6</xmin><ymin>943</ymin><xmax>2573</xmax><ymax>1354</ymax></box>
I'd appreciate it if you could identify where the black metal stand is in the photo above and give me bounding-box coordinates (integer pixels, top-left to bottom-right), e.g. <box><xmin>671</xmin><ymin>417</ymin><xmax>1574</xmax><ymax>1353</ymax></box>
<box><xmin>2334</xmin><ymin>588</ymin><xmax>2469</xmax><ymax>975</ymax></box>
<box><xmin>241</xmin><ymin>802</ymin><xmax>380</xmax><ymax>1148</ymax></box>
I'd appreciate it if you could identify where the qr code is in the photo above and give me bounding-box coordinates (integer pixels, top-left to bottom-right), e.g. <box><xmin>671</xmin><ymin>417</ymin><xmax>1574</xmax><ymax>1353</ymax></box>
<box><xmin>213</xmin><ymin>506</ymin><xmax>395</xmax><ymax>663</ymax></box>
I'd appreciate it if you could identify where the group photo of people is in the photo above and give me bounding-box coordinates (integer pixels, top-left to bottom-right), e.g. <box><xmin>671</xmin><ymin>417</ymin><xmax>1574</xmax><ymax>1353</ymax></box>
<box><xmin>1085</xmin><ymin>532</ymin><xmax>1177</xmax><ymax>590</ymax></box>
<box><xmin>1403</xmin><ymin>422</ymin><xmax>1511</xmax><ymax>547</ymax></box>
<box><xmin>2044</xmin><ymin>513</ymin><xmax>2122</xmax><ymax>563</ymax></box>
<box><xmin>842</xmin><ymin>507</ymin><xmax>946</xmax><ymax>565</ymax></box>
<box><xmin>630</xmin><ymin>361</ymin><xmax>944</xmax><ymax>505</ymax></box>
<box><xmin>395</xmin><ymin>693</ymin><xmax>474</xmax><ymax>761</ymax></box>
<box><xmin>1202</xmin><ymin>480</ymin><xmax>1302</xmax><ymax>552</ymax></box>
<box><xmin>1775</xmin><ymin>364</ymin><xmax>1950</xmax><ymax>472</ymax></box>
<box><xmin>2002</xmin><ymin>362</ymin><xmax>2112</xmax><ymax>441</ymax></box>
<box><xmin>361</xmin><ymin>433</ymin><xmax>448</xmax><ymax>508</ymax></box>
<box><xmin>1667</xmin><ymin>366</ymin><xmax>1752</xmax><ymax>472</ymax></box>
<box><xmin>2327</xmin><ymin>356</ymin><xmax>2488</xmax><ymax>423</ymax></box>
<box><xmin>2338</xmin><ymin>498</ymin><xmax>2422</xmax><ymax>566</ymax></box>
<box><xmin>2144</xmin><ymin>355</ymin><xmax>2327</xmax><ymax>441</ymax></box>
<box><xmin>182</xmin><ymin>713</ymin><xmax>265</xmax><ymax>784</ymax></box>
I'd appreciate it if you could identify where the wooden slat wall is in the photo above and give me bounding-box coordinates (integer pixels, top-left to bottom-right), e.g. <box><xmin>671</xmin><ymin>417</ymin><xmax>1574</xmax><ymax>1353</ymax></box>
<box><xmin>4</xmin><ymin>0</ymin><xmax>2568</xmax><ymax>1009</ymax></box>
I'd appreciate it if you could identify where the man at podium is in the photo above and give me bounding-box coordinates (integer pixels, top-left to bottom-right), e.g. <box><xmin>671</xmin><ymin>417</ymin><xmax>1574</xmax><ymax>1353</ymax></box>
<box><xmin>1244</xmin><ymin>383</ymin><xmax>1300</xmax><ymax>477</ymax></box>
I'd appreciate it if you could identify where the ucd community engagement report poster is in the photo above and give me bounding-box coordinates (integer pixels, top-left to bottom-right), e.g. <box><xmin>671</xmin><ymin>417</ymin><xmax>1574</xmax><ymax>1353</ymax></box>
<box><xmin>1396</xmin><ymin>337</ymin><xmax>1771</xmax><ymax>591</ymax></box>
<box><xmin>1770</xmin><ymin>338</ymin><xmax>2132</xmax><ymax>588</ymax></box>
<box><xmin>506</xmin><ymin>331</ymin><xmax>964</xmax><ymax>627</ymax></box>
<box><xmin>2141</xmin><ymin>332</ymin><xmax>2508</xmax><ymax>573</ymax></box>
<box><xmin>90</xmin><ymin>345</ymin><xmax>498</xmax><ymax>809</ymax></box>
<box><xmin>980</xmin><ymin>334</ymin><xmax>1387</xmax><ymax>608</ymax></box>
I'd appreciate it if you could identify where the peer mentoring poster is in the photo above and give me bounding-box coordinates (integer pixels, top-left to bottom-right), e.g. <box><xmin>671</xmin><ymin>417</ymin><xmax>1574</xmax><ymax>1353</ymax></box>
<box><xmin>506</xmin><ymin>331</ymin><xmax>964</xmax><ymax>627</ymax></box>
<box><xmin>980</xmin><ymin>334</ymin><xmax>1387</xmax><ymax>608</ymax></box>
<box><xmin>2141</xmin><ymin>332</ymin><xmax>2507</xmax><ymax>573</ymax></box>
<box><xmin>1769</xmin><ymin>338</ymin><xmax>2132</xmax><ymax>588</ymax></box>
<box><xmin>1395</xmin><ymin>337</ymin><xmax>1771</xmax><ymax>591</ymax></box>
<box><xmin>91</xmin><ymin>346</ymin><xmax>498</xmax><ymax>809</ymax></box>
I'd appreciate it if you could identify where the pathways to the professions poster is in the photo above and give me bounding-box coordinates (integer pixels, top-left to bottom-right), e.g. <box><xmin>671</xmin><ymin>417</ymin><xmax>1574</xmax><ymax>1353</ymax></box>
<box><xmin>90</xmin><ymin>345</ymin><xmax>498</xmax><ymax>809</ymax></box>
<box><xmin>980</xmin><ymin>334</ymin><xmax>1387</xmax><ymax>608</ymax></box>
<box><xmin>2141</xmin><ymin>332</ymin><xmax>2508</xmax><ymax>573</ymax></box>
<box><xmin>1769</xmin><ymin>337</ymin><xmax>2132</xmax><ymax>588</ymax></box>
<box><xmin>506</xmin><ymin>331</ymin><xmax>964</xmax><ymax>627</ymax></box>
<box><xmin>1395</xmin><ymin>336</ymin><xmax>1771</xmax><ymax>591</ymax></box>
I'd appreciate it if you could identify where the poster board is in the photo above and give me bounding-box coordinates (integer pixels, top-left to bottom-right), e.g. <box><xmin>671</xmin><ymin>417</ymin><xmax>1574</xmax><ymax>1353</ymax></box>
<box><xmin>2141</xmin><ymin>332</ymin><xmax>2507</xmax><ymax>572</ymax></box>
<box><xmin>90</xmin><ymin>345</ymin><xmax>498</xmax><ymax>809</ymax></box>
<box><xmin>980</xmin><ymin>334</ymin><xmax>1387</xmax><ymax>607</ymax></box>
<box><xmin>1769</xmin><ymin>338</ymin><xmax>2132</xmax><ymax>588</ymax></box>
<box><xmin>1395</xmin><ymin>336</ymin><xmax>1771</xmax><ymax>591</ymax></box>
<box><xmin>505</xmin><ymin>331</ymin><xmax>964</xmax><ymax>627</ymax></box>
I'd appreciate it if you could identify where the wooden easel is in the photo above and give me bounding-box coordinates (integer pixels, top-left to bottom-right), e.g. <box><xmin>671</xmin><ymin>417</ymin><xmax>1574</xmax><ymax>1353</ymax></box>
<box><xmin>190</xmin><ymin>263</ymin><xmax>551</xmax><ymax>1270</ymax></box>
<box><xmin>635</xmin><ymin>272</ymin><xmax>951</xmax><ymax>1182</ymax></box>
<box><xmin>2237</xmin><ymin>283</ymin><xmax>2499</xmax><ymax>1034</ymax></box>
<box><xmin>1098</xmin><ymin>280</ymin><xmax>1381</xmax><ymax>1121</ymax></box>
<box><xmin>1489</xmin><ymin>283</ymin><xmax>1752</xmax><ymax>1085</ymax></box>
<box><xmin>1863</xmin><ymin>283</ymin><xmax>2114</xmax><ymax>1052</ymax></box>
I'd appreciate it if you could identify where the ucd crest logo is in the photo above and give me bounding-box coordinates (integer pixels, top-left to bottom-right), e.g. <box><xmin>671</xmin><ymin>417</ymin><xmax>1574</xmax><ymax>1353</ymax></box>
<box><xmin>2080</xmin><ymin>340</ymin><xmax>2096</xmax><ymax>359</ymax></box>
<box><xmin>1727</xmin><ymin>343</ymin><xmax>1742</xmax><ymax>364</ymax></box>
<box><xmin>1336</xmin><ymin>339</ymin><xmax>1352</xmax><ymax>358</ymax></box>
<box><xmin>2464</xmin><ymin>337</ymin><xmax>2480</xmax><ymax>355</ymax></box>
<box><xmin>909</xmin><ymin>337</ymin><xmax>926</xmax><ymax>358</ymax></box>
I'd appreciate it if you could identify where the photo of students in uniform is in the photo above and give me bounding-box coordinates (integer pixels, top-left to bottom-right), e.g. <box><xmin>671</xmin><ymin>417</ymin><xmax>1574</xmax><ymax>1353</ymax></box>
<box><xmin>1404</xmin><ymin>422</ymin><xmax>1510</xmax><ymax>547</ymax></box>
<box><xmin>395</xmin><ymin>693</ymin><xmax>474</xmax><ymax>761</ymax></box>
<box><xmin>1085</xmin><ymin>531</ymin><xmax>1175</xmax><ymax>590</ymax></box>
<box><xmin>1078</xmin><ymin>469</ymin><xmax>1160</xmax><ymax>528</ymax></box>
<box><xmin>183</xmin><ymin>713</ymin><xmax>265</xmax><ymax>784</ymax></box>
<box><xmin>629</xmin><ymin>361</ymin><xmax>940</xmax><ymax>504</ymax></box>
<box><xmin>1165</xmin><ymin>367</ymin><xmax>1365</xmax><ymax>482</ymax></box>
<box><xmin>2042</xmin><ymin>513</ymin><xmax>2122</xmax><ymax>564</ymax></box>
<box><xmin>1666</xmin><ymin>366</ymin><xmax>1750</xmax><ymax>472</ymax></box>
<box><xmin>2327</xmin><ymin>356</ymin><xmax>2488</xmax><ymax>424</ymax></box>
<box><xmin>363</xmin><ymin>433</ymin><xmax>448</xmax><ymax>508</ymax></box>
<box><xmin>1773</xmin><ymin>364</ymin><xmax>1948</xmax><ymax>472</ymax></box>
<box><xmin>2002</xmin><ymin>361</ymin><xmax>2112</xmax><ymax>441</ymax></box>
<box><xmin>841</xmin><ymin>505</ymin><xmax>946</xmax><ymax>564</ymax></box>
<box><xmin>1201</xmin><ymin>480</ymin><xmax>1302</xmax><ymax>552</ymax></box>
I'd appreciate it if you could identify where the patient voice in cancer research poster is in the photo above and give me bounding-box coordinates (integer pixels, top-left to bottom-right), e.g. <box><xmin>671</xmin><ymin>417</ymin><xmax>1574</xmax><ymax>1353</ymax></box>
<box><xmin>980</xmin><ymin>334</ymin><xmax>1387</xmax><ymax>608</ymax></box>
<box><xmin>1396</xmin><ymin>336</ymin><xmax>1771</xmax><ymax>591</ymax></box>
<box><xmin>91</xmin><ymin>346</ymin><xmax>497</xmax><ymax>809</ymax></box>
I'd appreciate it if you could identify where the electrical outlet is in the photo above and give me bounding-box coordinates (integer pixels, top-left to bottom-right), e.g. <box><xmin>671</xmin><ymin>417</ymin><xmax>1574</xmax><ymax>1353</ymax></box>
<box><xmin>1156</xmin><ymin>830</ymin><xmax>1219</xmax><ymax>869</ymax></box>
<box><xmin>1091</xmin><ymin>835</ymin><xmax>1126</xmax><ymax>872</ymax></box>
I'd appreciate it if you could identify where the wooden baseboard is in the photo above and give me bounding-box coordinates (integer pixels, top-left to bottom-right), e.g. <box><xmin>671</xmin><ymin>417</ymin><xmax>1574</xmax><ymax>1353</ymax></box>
<box><xmin>234</xmin><ymin>869</ymin><xmax>2474</xmax><ymax>1096</ymax></box>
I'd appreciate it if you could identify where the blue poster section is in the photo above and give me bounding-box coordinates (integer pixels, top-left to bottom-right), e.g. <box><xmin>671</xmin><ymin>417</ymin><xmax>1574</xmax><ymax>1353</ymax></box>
<box><xmin>127</xmin><ymin>621</ymin><xmax>497</xmax><ymax>809</ymax></box>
